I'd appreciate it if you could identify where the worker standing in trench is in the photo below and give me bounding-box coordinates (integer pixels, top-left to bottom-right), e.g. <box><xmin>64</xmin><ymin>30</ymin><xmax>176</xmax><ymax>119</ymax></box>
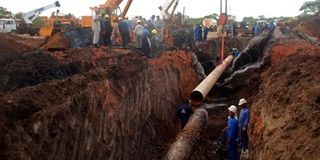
<box><xmin>176</xmin><ymin>100</ymin><xmax>193</xmax><ymax>129</ymax></box>
<box><xmin>238</xmin><ymin>98</ymin><xmax>250</xmax><ymax>151</ymax></box>
<box><xmin>227</xmin><ymin>105</ymin><xmax>239</xmax><ymax>160</ymax></box>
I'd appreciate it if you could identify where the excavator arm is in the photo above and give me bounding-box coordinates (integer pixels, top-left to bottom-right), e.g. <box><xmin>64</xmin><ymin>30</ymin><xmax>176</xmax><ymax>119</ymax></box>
<box><xmin>159</xmin><ymin>0</ymin><xmax>179</xmax><ymax>20</ymax></box>
<box><xmin>99</xmin><ymin>0</ymin><xmax>133</xmax><ymax>19</ymax></box>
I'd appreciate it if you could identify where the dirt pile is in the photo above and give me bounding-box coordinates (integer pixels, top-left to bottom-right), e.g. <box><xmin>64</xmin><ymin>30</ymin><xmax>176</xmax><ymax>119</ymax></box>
<box><xmin>41</xmin><ymin>28</ymin><xmax>93</xmax><ymax>50</ymax></box>
<box><xmin>0</xmin><ymin>33</ymin><xmax>44</xmax><ymax>54</ymax></box>
<box><xmin>0</xmin><ymin>45</ymin><xmax>200</xmax><ymax>159</ymax></box>
<box><xmin>249</xmin><ymin>32</ymin><xmax>320</xmax><ymax>159</ymax></box>
<box><xmin>294</xmin><ymin>14</ymin><xmax>320</xmax><ymax>39</ymax></box>
<box><xmin>41</xmin><ymin>32</ymin><xmax>71</xmax><ymax>50</ymax></box>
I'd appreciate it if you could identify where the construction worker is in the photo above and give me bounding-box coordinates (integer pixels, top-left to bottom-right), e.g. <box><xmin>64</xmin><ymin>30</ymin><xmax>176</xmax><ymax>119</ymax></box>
<box><xmin>146</xmin><ymin>20</ymin><xmax>156</xmax><ymax>36</ymax></box>
<box><xmin>238</xmin><ymin>98</ymin><xmax>250</xmax><ymax>151</ymax></box>
<box><xmin>150</xmin><ymin>15</ymin><xmax>156</xmax><ymax>26</ymax></box>
<box><xmin>176</xmin><ymin>100</ymin><xmax>193</xmax><ymax>129</ymax></box>
<box><xmin>231</xmin><ymin>48</ymin><xmax>240</xmax><ymax>57</ymax></box>
<box><xmin>227</xmin><ymin>105</ymin><xmax>238</xmax><ymax>160</ymax></box>
<box><xmin>111</xmin><ymin>18</ymin><xmax>121</xmax><ymax>45</ymax></box>
<box><xmin>203</xmin><ymin>26</ymin><xmax>209</xmax><ymax>41</ymax></box>
<box><xmin>118</xmin><ymin>17</ymin><xmax>131</xmax><ymax>48</ymax></box>
<box><xmin>155</xmin><ymin>15</ymin><xmax>164</xmax><ymax>42</ymax></box>
<box><xmin>101</xmin><ymin>15</ymin><xmax>112</xmax><ymax>46</ymax></box>
<box><xmin>150</xmin><ymin>29</ymin><xmax>159</xmax><ymax>58</ymax></box>
<box><xmin>253</xmin><ymin>23</ymin><xmax>260</xmax><ymax>37</ymax></box>
<box><xmin>134</xmin><ymin>20</ymin><xmax>144</xmax><ymax>48</ymax></box>
<box><xmin>194</xmin><ymin>24</ymin><xmax>202</xmax><ymax>44</ymax></box>
<box><xmin>92</xmin><ymin>9</ymin><xmax>101</xmax><ymax>47</ymax></box>
<box><xmin>141</xmin><ymin>27</ymin><xmax>151</xmax><ymax>57</ymax></box>
<box><xmin>267</xmin><ymin>21</ymin><xmax>275</xmax><ymax>31</ymax></box>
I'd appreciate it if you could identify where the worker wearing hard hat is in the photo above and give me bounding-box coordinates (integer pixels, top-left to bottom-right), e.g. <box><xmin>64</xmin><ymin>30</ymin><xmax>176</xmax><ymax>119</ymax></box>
<box><xmin>150</xmin><ymin>29</ymin><xmax>159</xmax><ymax>58</ymax></box>
<box><xmin>238</xmin><ymin>98</ymin><xmax>250</xmax><ymax>151</ymax></box>
<box><xmin>227</xmin><ymin>105</ymin><xmax>238</xmax><ymax>160</ymax></box>
<box><xmin>101</xmin><ymin>15</ymin><xmax>112</xmax><ymax>46</ymax></box>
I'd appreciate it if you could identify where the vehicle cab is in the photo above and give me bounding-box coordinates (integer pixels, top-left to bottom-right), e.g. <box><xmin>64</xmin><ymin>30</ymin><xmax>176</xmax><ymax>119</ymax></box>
<box><xmin>0</xmin><ymin>18</ymin><xmax>17</xmax><ymax>33</ymax></box>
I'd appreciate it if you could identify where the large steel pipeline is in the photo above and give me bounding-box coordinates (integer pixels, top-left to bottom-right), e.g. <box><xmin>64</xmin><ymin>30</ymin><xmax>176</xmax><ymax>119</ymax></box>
<box><xmin>190</xmin><ymin>55</ymin><xmax>234</xmax><ymax>105</ymax></box>
<box><xmin>164</xmin><ymin>108</ymin><xmax>208</xmax><ymax>160</ymax></box>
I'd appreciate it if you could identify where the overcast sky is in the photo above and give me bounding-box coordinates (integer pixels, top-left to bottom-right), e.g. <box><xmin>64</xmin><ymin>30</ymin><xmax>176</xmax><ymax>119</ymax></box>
<box><xmin>1</xmin><ymin>0</ymin><xmax>308</xmax><ymax>20</ymax></box>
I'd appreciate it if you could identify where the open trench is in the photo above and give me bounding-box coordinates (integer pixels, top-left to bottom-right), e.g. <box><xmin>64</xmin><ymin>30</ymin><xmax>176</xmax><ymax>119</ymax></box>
<box><xmin>0</xmin><ymin>30</ymin><xmax>265</xmax><ymax>159</ymax></box>
<box><xmin>1</xmin><ymin>25</ymin><xmax>318</xmax><ymax>159</ymax></box>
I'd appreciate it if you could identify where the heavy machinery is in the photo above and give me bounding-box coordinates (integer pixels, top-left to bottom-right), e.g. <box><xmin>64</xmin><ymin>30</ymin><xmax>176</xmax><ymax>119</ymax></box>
<box><xmin>159</xmin><ymin>0</ymin><xmax>180</xmax><ymax>41</ymax></box>
<box><xmin>39</xmin><ymin>10</ymin><xmax>79</xmax><ymax>37</ymax></box>
<box><xmin>159</xmin><ymin>0</ymin><xmax>179</xmax><ymax>21</ymax></box>
<box><xmin>0</xmin><ymin>1</ymin><xmax>60</xmax><ymax>35</ymax></box>
<box><xmin>87</xmin><ymin>0</ymin><xmax>133</xmax><ymax>27</ymax></box>
<box><xmin>21</xmin><ymin>1</ymin><xmax>61</xmax><ymax>24</ymax></box>
<box><xmin>18</xmin><ymin>1</ymin><xmax>61</xmax><ymax>35</ymax></box>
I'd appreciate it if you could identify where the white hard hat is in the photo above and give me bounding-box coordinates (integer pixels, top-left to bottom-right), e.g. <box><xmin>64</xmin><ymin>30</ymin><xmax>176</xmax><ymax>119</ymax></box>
<box><xmin>238</xmin><ymin>98</ymin><xmax>247</xmax><ymax>105</ymax></box>
<box><xmin>228</xmin><ymin>105</ymin><xmax>237</xmax><ymax>113</ymax></box>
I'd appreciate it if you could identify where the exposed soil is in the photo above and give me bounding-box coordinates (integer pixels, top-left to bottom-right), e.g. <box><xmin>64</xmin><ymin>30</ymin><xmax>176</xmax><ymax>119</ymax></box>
<box><xmin>249</xmin><ymin>37</ymin><xmax>320</xmax><ymax>160</ymax></box>
<box><xmin>0</xmin><ymin>32</ymin><xmax>201</xmax><ymax>159</ymax></box>
<box><xmin>293</xmin><ymin>13</ymin><xmax>320</xmax><ymax>39</ymax></box>
<box><xmin>0</xmin><ymin>33</ymin><xmax>45</xmax><ymax>54</ymax></box>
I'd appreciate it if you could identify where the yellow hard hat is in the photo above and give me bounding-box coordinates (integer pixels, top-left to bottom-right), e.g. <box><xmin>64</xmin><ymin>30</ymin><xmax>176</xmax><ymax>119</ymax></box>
<box><xmin>152</xmin><ymin>29</ymin><xmax>157</xmax><ymax>35</ymax></box>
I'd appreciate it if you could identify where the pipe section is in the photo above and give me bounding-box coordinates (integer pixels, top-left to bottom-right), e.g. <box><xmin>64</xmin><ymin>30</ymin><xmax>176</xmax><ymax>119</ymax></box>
<box><xmin>164</xmin><ymin>108</ymin><xmax>208</xmax><ymax>160</ymax></box>
<box><xmin>190</xmin><ymin>55</ymin><xmax>234</xmax><ymax>105</ymax></box>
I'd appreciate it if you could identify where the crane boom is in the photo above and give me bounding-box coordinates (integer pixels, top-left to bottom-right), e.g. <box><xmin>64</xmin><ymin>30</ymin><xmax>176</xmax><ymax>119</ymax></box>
<box><xmin>22</xmin><ymin>1</ymin><xmax>60</xmax><ymax>24</ymax></box>
<box><xmin>98</xmin><ymin>0</ymin><xmax>133</xmax><ymax>19</ymax></box>
<box><xmin>159</xmin><ymin>0</ymin><xmax>179</xmax><ymax>20</ymax></box>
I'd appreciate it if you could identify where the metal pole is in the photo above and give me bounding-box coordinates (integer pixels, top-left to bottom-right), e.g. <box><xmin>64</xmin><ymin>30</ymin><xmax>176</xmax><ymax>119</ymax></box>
<box><xmin>220</xmin><ymin>0</ymin><xmax>222</xmax><ymax>14</ymax></box>
<box><xmin>182</xmin><ymin>7</ymin><xmax>185</xmax><ymax>25</ymax></box>
<box><xmin>225</xmin><ymin>0</ymin><xmax>228</xmax><ymax>15</ymax></box>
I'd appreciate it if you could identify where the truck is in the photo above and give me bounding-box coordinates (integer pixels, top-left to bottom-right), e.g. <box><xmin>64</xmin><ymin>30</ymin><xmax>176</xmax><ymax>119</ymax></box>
<box><xmin>0</xmin><ymin>1</ymin><xmax>60</xmax><ymax>35</ymax></box>
<box><xmin>0</xmin><ymin>18</ymin><xmax>17</xmax><ymax>33</ymax></box>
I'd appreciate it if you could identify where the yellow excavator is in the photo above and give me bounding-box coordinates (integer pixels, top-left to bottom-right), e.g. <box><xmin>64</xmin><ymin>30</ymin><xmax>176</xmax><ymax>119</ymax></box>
<box><xmin>39</xmin><ymin>10</ymin><xmax>79</xmax><ymax>37</ymax></box>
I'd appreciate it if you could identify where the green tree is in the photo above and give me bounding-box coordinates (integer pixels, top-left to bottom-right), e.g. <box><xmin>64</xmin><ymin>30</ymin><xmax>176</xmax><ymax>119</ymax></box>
<box><xmin>242</xmin><ymin>17</ymin><xmax>257</xmax><ymax>25</ymax></box>
<box><xmin>0</xmin><ymin>6</ymin><xmax>13</xmax><ymax>18</ymax></box>
<box><xmin>300</xmin><ymin>0</ymin><xmax>320</xmax><ymax>14</ymax></box>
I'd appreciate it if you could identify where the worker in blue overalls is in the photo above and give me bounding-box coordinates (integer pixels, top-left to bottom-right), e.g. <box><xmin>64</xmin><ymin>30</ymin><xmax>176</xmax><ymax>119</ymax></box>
<box><xmin>227</xmin><ymin>105</ymin><xmax>238</xmax><ymax>160</ymax></box>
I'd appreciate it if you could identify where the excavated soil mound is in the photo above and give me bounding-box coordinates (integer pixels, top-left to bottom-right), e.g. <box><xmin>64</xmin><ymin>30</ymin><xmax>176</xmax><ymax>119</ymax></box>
<box><xmin>294</xmin><ymin>14</ymin><xmax>320</xmax><ymax>39</ymax></box>
<box><xmin>249</xmin><ymin>38</ymin><xmax>320</xmax><ymax>159</ymax></box>
<box><xmin>0</xmin><ymin>33</ymin><xmax>44</xmax><ymax>54</ymax></box>
<box><xmin>0</xmin><ymin>47</ymin><xmax>200</xmax><ymax>159</ymax></box>
<box><xmin>41</xmin><ymin>32</ymin><xmax>71</xmax><ymax>50</ymax></box>
<box><xmin>41</xmin><ymin>28</ymin><xmax>93</xmax><ymax>50</ymax></box>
